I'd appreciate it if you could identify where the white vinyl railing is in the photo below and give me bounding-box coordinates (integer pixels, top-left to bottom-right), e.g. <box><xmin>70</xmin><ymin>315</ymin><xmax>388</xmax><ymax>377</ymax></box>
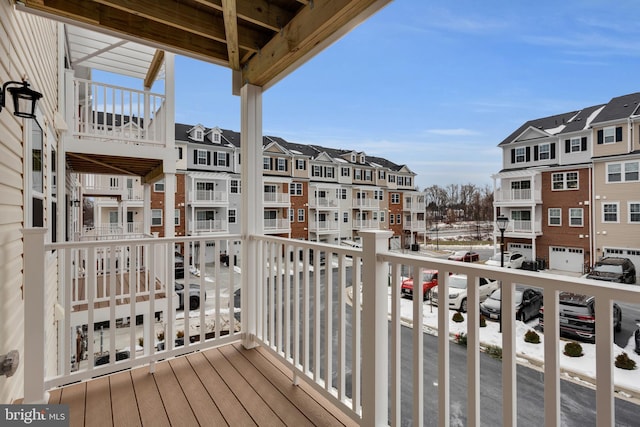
<box><xmin>189</xmin><ymin>189</ymin><xmax>228</xmax><ymax>203</ymax></box>
<box><xmin>71</xmin><ymin>77</ymin><xmax>166</xmax><ymax>146</ymax></box>
<box><xmin>22</xmin><ymin>229</ymin><xmax>640</xmax><ymax>426</ymax></box>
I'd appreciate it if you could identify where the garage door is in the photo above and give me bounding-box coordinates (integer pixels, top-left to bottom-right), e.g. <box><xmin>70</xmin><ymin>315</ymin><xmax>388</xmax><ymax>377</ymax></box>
<box><xmin>508</xmin><ymin>243</ymin><xmax>532</xmax><ymax>260</ymax></box>
<box><xmin>549</xmin><ymin>247</ymin><xmax>584</xmax><ymax>273</ymax></box>
<box><xmin>603</xmin><ymin>248</ymin><xmax>640</xmax><ymax>281</ymax></box>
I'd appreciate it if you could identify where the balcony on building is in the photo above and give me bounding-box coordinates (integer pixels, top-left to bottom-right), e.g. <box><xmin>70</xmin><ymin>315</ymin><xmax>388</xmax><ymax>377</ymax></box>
<box><xmin>263</xmin><ymin>183</ymin><xmax>291</xmax><ymax>207</ymax></box>
<box><xmin>404</xmin><ymin>194</ymin><xmax>426</xmax><ymax>212</ymax></box>
<box><xmin>493</xmin><ymin>171</ymin><xmax>542</xmax><ymax>205</ymax></box>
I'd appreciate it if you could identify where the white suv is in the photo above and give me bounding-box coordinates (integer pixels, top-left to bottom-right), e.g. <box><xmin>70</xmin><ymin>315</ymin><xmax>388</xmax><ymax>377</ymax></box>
<box><xmin>485</xmin><ymin>252</ymin><xmax>525</xmax><ymax>269</ymax></box>
<box><xmin>431</xmin><ymin>274</ymin><xmax>499</xmax><ymax>312</ymax></box>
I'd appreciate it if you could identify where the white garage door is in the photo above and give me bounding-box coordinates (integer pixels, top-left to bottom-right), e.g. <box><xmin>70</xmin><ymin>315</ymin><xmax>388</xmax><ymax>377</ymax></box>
<box><xmin>549</xmin><ymin>247</ymin><xmax>584</xmax><ymax>273</ymax></box>
<box><xmin>603</xmin><ymin>248</ymin><xmax>640</xmax><ymax>281</ymax></box>
<box><xmin>508</xmin><ymin>243</ymin><xmax>532</xmax><ymax>260</ymax></box>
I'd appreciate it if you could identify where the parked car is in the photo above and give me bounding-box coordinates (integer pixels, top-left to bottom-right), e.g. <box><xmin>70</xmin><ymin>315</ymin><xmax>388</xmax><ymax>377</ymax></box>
<box><xmin>539</xmin><ymin>292</ymin><xmax>622</xmax><ymax>343</ymax></box>
<box><xmin>94</xmin><ymin>350</ymin><xmax>130</xmax><ymax>366</ymax></box>
<box><xmin>485</xmin><ymin>252</ymin><xmax>525</xmax><ymax>269</ymax></box>
<box><xmin>175</xmin><ymin>282</ymin><xmax>203</xmax><ymax>310</ymax></box>
<box><xmin>447</xmin><ymin>250</ymin><xmax>480</xmax><ymax>263</ymax></box>
<box><xmin>586</xmin><ymin>257</ymin><xmax>636</xmax><ymax>284</ymax></box>
<box><xmin>401</xmin><ymin>270</ymin><xmax>438</xmax><ymax>300</ymax></box>
<box><xmin>635</xmin><ymin>324</ymin><xmax>640</xmax><ymax>355</ymax></box>
<box><xmin>430</xmin><ymin>274</ymin><xmax>499</xmax><ymax>312</ymax></box>
<box><xmin>174</xmin><ymin>252</ymin><xmax>185</xmax><ymax>279</ymax></box>
<box><xmin>480</xmin><ymin>287</ymin><xmax>543</xmax><ymax>322</ymax></box>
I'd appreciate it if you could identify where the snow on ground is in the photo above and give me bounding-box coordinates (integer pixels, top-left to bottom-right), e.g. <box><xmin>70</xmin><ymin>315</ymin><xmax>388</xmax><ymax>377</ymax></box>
<box><xmin>393</xmin><ymin>290</ymin><xmax>640</xmax><ymax>394</ymax></box>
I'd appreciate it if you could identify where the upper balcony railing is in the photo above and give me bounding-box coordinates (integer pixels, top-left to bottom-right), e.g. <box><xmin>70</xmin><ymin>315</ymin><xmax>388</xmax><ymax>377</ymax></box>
<box><xmin>188</xmin><ymin>190</ymin><xmax>228</xmax><ymax>204</ymax></box>
<box><xmin>353</xmin><ymin>219</ymin><xmax>379</xmax><ymax>230</ymax></box>
<box><xmin>352</xmin><ymin>198</ymin><xmax>380</xmax><ymax>209</ymax></box>
<box><xmin>193</xmin><ymin>219</ymin><xmax>227</xmax><ymax>233</ymax></box>
<box><xmin>308</xmin><ymin>197</ymin><xmax>339</xmax><ymax>209</ymax></box>
<box><xmin>494</xmin><ymin>187</ymin><xmax>542</xmax><ymax>204</ymax></box>
<box><xmin>264</xmin><ymin>218</ymin><xmax>290</xmax><ymax>232</ymax></box>
<box><xmin>81</xmin><ymin>175</ymin><xmax>143</xmax><ymax>200</ymax></box>
<box><xmin>69</xmin><ymin>76</ymin><xmax>166</xmax><ymax>147</ymax></box>
<box><xmin>404</xmin><ymin>219</ymin><xmax>426</xmax><ymax>231</ymax></box>
<box><xmin>308</xmin><ymin>220</ymin><xmax>340</xmax><ymax>232</ymax></box>
<box><xmin>23</xmin><ymin>230</ymin><xmax>640</xmax><ymax>425</ymax></box>
<box><xmin>404</xmin><ymin>199</ymin><xmax>426</xmax><ymax>212</ymax></box>
<box><xmin>263</xmin><ymin>192</ymin><xmax>290</xmax><ymax>205</ymax></box>
<box><xmin>79</xmin><ymin>223</ymin><xmax>146</xmax><ymax>241</ymax></box>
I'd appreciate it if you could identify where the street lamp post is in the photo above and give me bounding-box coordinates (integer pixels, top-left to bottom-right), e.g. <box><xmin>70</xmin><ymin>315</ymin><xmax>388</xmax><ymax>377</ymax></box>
<box><xmin>496</xmin><ymin>214</ymin><xmax>509</xmax><ymax>333</ymax></box>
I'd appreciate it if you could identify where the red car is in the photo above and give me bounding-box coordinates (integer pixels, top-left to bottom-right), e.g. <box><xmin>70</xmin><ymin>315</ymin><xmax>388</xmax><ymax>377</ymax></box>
<box><xmin>447</xmin><ymin>250</ymin><xmax>480</xmax><ymax>263</ymax></box>
<box><xmin>401</xmin><ymin>270</ymin><xmax>438</xmax><ymax>300</ymax></box>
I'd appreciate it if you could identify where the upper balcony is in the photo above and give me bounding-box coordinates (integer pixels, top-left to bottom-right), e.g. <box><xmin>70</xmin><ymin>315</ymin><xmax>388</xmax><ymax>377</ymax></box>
<box><xmin>309</xmin><ymin>220</ymin><xmax>340</xmax><ymax>233</ymax></box>
<box><xmin>22</xmin><ymin>231</ymin><xmax>640</xmax><ymax>426</ymax></box>
<box><xmin>352</xmin><ymin>198</ymin><xmax>380</xmax><ymax>210</ymax></box>
<box><xmin>494</xmin><ymin>187</ymin><xmax>542</xmax><ymax>205</ymax></box>
<box><xmin>192</xmin><ymin>219</ymin><xmax>228</xmax><ymax>234</ymax></box>
<box><xmin>264</xmin><ymin>218</ymin><xmax>290</xmax><ymax>234</ymax></box>
<box><xmin>81</xmin><ymin>175</ymin><xmax>143</xmax><ymax>201</ymax></box>
<box><xmin>404</xmin><ymin>219</ymin><xmax>426</xmax><ymax>232</ymax></box>
<box><xmin>263</xmin><ymin>191</ymin><xmax>290</xmax><ymax>207</ymax></box>
<box><xmin>188</xmin><ymin>189</ymin><xmax>229</xmax><ymax>205</ymax></box>
<box><xmin>404</xmin><ymin>196</ymin><xmax>426</xmax><ymax>213</ymax></box>
<box><xmin>308</xmin><ymin>196</ymin><xmax>339</xmax><ymax>209</ymax></box>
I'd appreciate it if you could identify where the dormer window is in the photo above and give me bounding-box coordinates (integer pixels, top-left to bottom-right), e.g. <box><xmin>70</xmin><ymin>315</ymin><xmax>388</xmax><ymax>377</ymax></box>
<box><xmin>351</xmin><ymin>154</ymin><xmax>356</xmax><ymax>162</ymax></box>
<box><xmin>195</xmin><ymin>129</ymin><xmax>203</xmax><ymax>141</ymax></box>
<box><xmin>213</xmin><ymin>133</ymin><xmax>220</xmax><ymax>143</ymax></box>
<box><xmin>359</xmin><ymin>154</ymin><xmax>365</xmax><ymax>163</ymax></box>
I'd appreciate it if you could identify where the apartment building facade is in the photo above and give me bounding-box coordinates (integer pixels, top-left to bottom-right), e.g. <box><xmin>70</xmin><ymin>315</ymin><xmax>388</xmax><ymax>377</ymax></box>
<box><xmin>493</xmin><ymin>93</ymin><xmax>640</xmax><ymax>279</ymax></box>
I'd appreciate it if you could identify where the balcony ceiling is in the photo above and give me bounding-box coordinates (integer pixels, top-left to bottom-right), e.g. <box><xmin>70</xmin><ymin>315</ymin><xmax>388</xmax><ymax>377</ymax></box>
<box><xmin>17</xmin><ymin>0</ymin><xmax>392</xmax><ymax>89</ymax></box>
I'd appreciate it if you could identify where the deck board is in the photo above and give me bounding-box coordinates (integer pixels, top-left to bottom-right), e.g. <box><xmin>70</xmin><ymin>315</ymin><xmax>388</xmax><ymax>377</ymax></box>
<box><xmin>44</xmin><ymin>344</ymin><xmax>355</xmax><ymax>426</ymax></box>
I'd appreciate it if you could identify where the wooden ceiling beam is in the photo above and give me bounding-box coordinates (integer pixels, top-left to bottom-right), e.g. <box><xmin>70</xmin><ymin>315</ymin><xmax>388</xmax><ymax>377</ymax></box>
<box><xmin>94</xmin><ymin>0</ymin><xmax>269</xmax><ymax>53</ymax></box>
<box><xmin>67</xmin><ymin>153</ymin><xmax>137</xmax><ymax>175</ymax></box>
<box><xmin>221</xmin><ymin>0</ymin><xmax>240</xmax><ymax>70</ymax></box>
<box><xmin>144</xmin><ymin>50</ymin><xmax>164</xmax><ymax>89</ymax></box>
<box><xmin>192</xmin><ymin>0</ymin><xmax>298</xmax><ymax>32</ymax></box>
<box><xmin>242</xmin><ymin>0</ymin><xmax>388</xmax><ymax>87</ymax></box>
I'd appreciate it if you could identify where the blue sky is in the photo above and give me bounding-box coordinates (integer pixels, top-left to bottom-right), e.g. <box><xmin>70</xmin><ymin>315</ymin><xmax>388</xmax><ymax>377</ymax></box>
<box><xmin>102</xmin><ymin>0</ymin><xmax>640</xmax><ymax>190</ymax></box>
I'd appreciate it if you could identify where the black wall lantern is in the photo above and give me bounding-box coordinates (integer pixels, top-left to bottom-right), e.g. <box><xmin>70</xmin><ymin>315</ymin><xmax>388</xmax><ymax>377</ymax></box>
<box><xmin>0</xmin><ymin>80</ymin><xmax>43</xmax><ymax>119</ymax></box>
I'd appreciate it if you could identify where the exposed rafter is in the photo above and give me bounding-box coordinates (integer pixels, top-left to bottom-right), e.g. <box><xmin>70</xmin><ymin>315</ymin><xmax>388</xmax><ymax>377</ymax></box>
<box><xmin>221</xmin><ymin>0</ymin><xmax>240</xmax><ymax>70</ymax></box>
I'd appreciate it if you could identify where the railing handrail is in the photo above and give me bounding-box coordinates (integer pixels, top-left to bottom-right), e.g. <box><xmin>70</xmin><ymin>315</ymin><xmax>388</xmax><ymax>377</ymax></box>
<box><xmin>73</xmin><ymin>76</ymin><xmax>165</xmax><ymax>99</ymax></box>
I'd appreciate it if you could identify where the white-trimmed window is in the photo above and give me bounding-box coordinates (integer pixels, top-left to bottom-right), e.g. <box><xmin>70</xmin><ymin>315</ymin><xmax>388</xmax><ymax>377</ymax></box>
<box><xmin>629</xmin><ymin>202</ymin><xmax>640</xmax><ymax>223</ymax></box>
<box><xmin>343</xmin><ymin>212</ymin><xmax>349</xmax><ymax>223</ymax></box>
<box><xmin>230</xmin><ymin>179</ymin><xmax>240</xmax><ymax>194</ymax></box>
<box><xmin>391</xmin><ymin>193</ymin><xmax>400</xmax><ymax>204</ymax></box>
<box><xmin>364</xmin><ymin>170</ymin><xmax>372</xmax><ymax>181</ymax></box>
<box><xmin>548</xmin><ymin>208</ymin><xmax>561</xmax><ymax>226</ymax></box>
<box><xmin>290</xmin><ymin>183</ymin><xmax>303</xmax><ymax>196</ymax></box>
<box><xmin>603</xmin><ymin>126</ymin><xmax>616</xmax><ymax>144</ymax></box>
<box><xmin>354</xmin><ymin>169</ymin><xmax>362</xmax><ymax>180</ymax></box>
<box><xmin>263</xmin><ymin>157</ymin><xmax>271</xmax><ymax>170</ymax></box>
<box><xmin>297</xmin><ymin>209</ymin><xmax>305</xmax><ymax>222</ymax></box>
<box><xmin>607</xmin><ymin>163</ymin><xmax>622</xmax><ymax>182</ymax></box>
<box><xmin>552</xmin><ymin>171</ymin><xmax>578</xmax><ymax>190</ymax></box>
<box><xmin>569</xmin><ymin>208</ymin><xmax>583</xmax><ymax>227</ymax></box>
<box><xmin>175</xmin><ymin>209</ymin><xmax>180</xmax><ymax>226</ymax></box>
<box><xmin>339</xmin><ymin>188</ymin><xmax>347</xmax><ymax>199</ymax></box>
<box><xmin>396</xmin><ymin>214</ymin><xmax>402</xmax><ymax>224</ymax></box>
<box><xmin>277</xmin><ymin>158</ymin><xmax>287</xmax><ymax>171</ymax></box>
<box><xmin>608</xmin><ymin>161</ymin><xmax>640</xmax><ymax>183</ymax></box>
<box><xmin>194</xmin><ymin>129</ymin><xmax>203</xmax><ymax>141</ymax></box>
<box><xmin>390</xmin><ymin>215</ymin><xmax>395</xmax><ymax>225</ymax></box>
<box><xmin>196</xmin><ymin>149</ymin><xmax>208</xmax><ymax>165</ymax></box>
<box><xmin>296</xmin><ymin>159</ymin><xmax>306</xmax><ymax>170</ymax></box>
<box><xmin>602</xmin><ymin>202</ymin><xmax>619</xmax><ymax>223</ymax></box>
<box><xmin>325</xmin><ymin>167</ymin><xmax>335</xmax><ymax>178</ymax></box>
<box><xmin>515</xmin><ymin>147</ymin><xmax>526</xmax><ymax>163</ymax></box>
<box><xmin>380</xmin><ymin>211</ymin><xmax>385</xmax><ymax>222</ymax></box>
<box><xmin>151</xmin><ymin>209</ymin><xmax>163</xmax><ymax>226</ymax></box>
<box><xmin>341</xmin><ymin>167</ymin><xmax>350</xmax><ymax>177</ymax></box>
<box><xmin>538</xmin><ymin>143</ymin><xmax>550</xmax><ymax>160</ymax></box>
<box><xmin>378</xmin><ymin>170</ymin><xmax>386</xmax><ymax>180</ymax></box>
<box><xmin>388</xmin><ymin>174</ymin><xmax>396</xmax><ymax>183</ymax></box>
<box><xmin>229</xmin><ymin>209</ymin><xmax>237</xmax><ymax>224</ymax></box>
<box><xmin>312</xmin><ymin>165</ymin><xmax>322</xmax><ymax>177</ymax></box>
<box><xmin>570</xmin><ymin>138</ymin><xmax>581</xmax><ymax>152</ymax></box>
<box><xmin>28</xmin><ymin>117</ymin><xmax>44</xmax><ymax>227</ymax></box>
<box><xmin>216</xmin><ymin>151</ymin><xmax>227</xmax><ymax>167</ymax></box>
<box><xmin>154</xmin><ymin>180</ymin><xmax>165</xmax><ymax>192</ymax></box>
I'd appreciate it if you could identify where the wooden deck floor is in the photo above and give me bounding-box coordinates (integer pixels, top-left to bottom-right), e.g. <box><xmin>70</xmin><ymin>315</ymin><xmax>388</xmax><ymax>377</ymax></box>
<box><xmin>45</xmin><ymin>343</ymin><xmax>358</xmax><ymax>427</ymax></box>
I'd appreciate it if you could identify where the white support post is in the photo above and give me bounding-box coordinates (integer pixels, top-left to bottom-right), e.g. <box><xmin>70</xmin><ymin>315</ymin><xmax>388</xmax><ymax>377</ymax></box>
<box><xmin>143</xmin><ymin>183</ymin><xmax>151</xmax><ymax>235</ymax></box>
<box><xmin>22</xmin><ymin>228</ymin><xmax>49</xmax><ymax>403</ymax></box>
<box><xmin>164</xmin><ymin>172</ymin><xmax>175</xmax><ymax>238</ymax></box>
<box><xmin>360</xmin><ymin>230</ymin><xmax>392</xmax><ymax>427</ymax></box>
<box><xmin>240</xmin><ymin>83</ymin><xmax>263</xmax><ymax>349</ymax></box>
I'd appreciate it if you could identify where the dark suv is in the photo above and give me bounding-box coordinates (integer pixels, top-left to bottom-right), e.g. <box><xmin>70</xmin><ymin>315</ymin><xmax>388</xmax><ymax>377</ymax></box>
<box><xmin>586</xmin><ymin>257</ymin><xmax>636</xmax><ymax>284</ymax></box>
<box><xmin>539</xmin><ymin>292</ymin><xmax>621</xmax><ymax>343</ymax></box>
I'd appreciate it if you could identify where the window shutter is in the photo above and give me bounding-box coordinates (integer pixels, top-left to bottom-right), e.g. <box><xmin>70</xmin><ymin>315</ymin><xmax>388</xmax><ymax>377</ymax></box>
<box><xmin>525</xmin><ymin>147</ymin><xmax>531</xmax><ymax>162</ymax></box>
<box><xmin>193</xmin><ymin>150</ymin><xmax>197</xmax><ymax>163</ymax></box>
<box><xmin>581</xmin><ymin>137</ymin><xmax>587</xmax><ymax>151</ymax></box>
<box><xmin>511</xmin><ymin>149</ymin><xmax>515</xmax><ymax>163</ymax></box>
<box><xmin>597</xmin><ymin>130</ymin><xmax>603</xmax><ymax>144</ymax></box>
<box><xmin>565</xmin><ymin>139</ymin><xmax>570</xmax><ymax>153</ymax></box>
<box><xmin>551</xmin><ymin>143</ymin><xmax>556</xmax><ymax>159</ymax></box>
<box><xmin>285</xmin><ymin>159</ymin><xmax>288</xmax><ymax>171</ymax></box>
<box><xmin>533</xmin><ymin>146</ymin><xmax>539</xmax><ymax>161</ymax></box>
<box><xmin>616</xmin><ymin>126</ymin><xmax>623</xmax><ymax>142</ymax></box>
<box><xmin>213</xmin><ymin>152</ymin><xmax>218</xmax><ymax>165</ymax></box>
<box><xmin>206</xmin><ymin>151</ymin><xmax>211</xmax><ymax>165</ymax></box>
<box><xmin>226</xmin><ymin>153</ymin><xmax>230</xmax><ymax>166</ymax></box>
